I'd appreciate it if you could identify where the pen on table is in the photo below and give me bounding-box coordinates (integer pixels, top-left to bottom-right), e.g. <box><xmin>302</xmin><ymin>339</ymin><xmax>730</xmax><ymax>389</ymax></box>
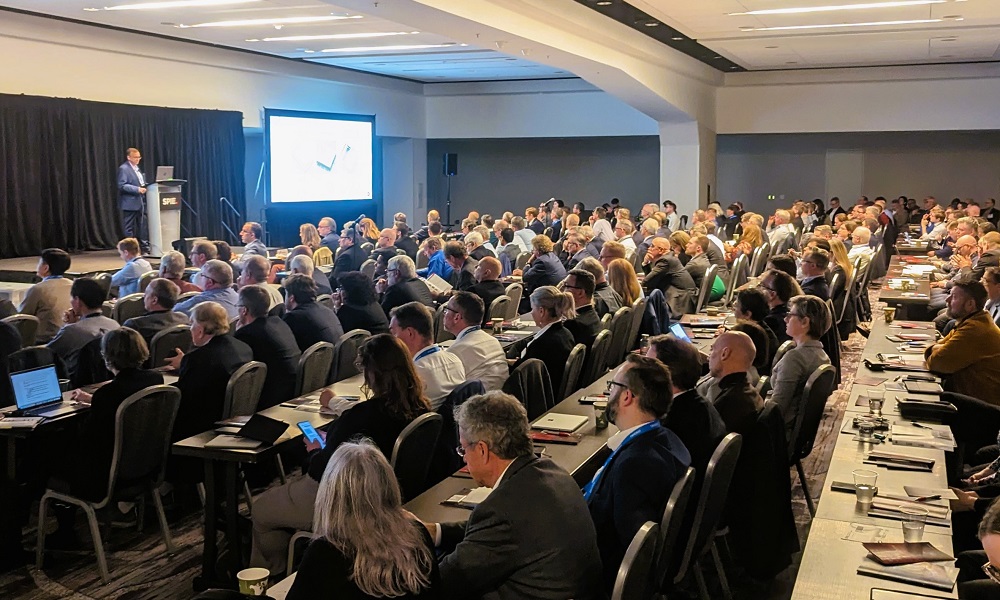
<box><xmin>914</xmin><ymin>494</ymin><xmax>942</xmax><ymax>502</ymax></box>
<box><xmin>540</xmin><ymin>430</ymin><xmax>571</xmax><ymax>437</ymax></box>
<box><xmin>910</xmin><ymin>421</ymin><xmax>932</xmax><ymax>429</ymax></box>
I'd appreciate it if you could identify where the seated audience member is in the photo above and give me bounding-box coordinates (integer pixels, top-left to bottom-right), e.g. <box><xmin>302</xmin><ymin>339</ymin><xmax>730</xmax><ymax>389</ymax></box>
<box><xmin>951</xmin><ymin>500</ymin><xmax>1000</xmax><ymax>599</ymax></box>
<box><xmin>848</xmin><ymin>226</ymin><xmax>875</xmax><ymax>270</ymax></box>
<box><xmin>110</xmin><ymin>237</ymin><xmax>152</xmax><ymax>297</ymax></box>
<box><xmin>173</xmin><ymin>259</ymin><xmax>239</xmax><ymax>318</ymax></box>
<box><xmin>669</xmin><ymin>231</ymin><xmax>692</xmax><ymax>266</ymax></box>
<box><xmin>608</xmin><ymin>258</ymin><xmax>643</xmax><ymax>307</ymax></box>
<box><xmin>389</xmin><ymin>301</ymin><xmax>465</xmax><ymax>410</ymax></box>
<box><xmin>122</xmin><ymin>278</ymin><xmax>190</xmax><ymax>350</ymax></box>
<box><xmin>372</xmin><ymin>227</ymin><xmax>400</xmax><ymax>269</ymax></box>
<box><xmin>732</xmin><ymin>289</ymin><xmax>779</xmax><ymax>372</ymax></box>
<box><xmin>647</xmin><ymin>335</ymin><xmax>727</xmax><ymax>474</ymax></box>
<box><xmin>771</xmin><ymin>295</ymin><xmax>832</xmax><ymax>441</ymax></box>
<box><xmin>188</xmin><ymin>239</ymin><xmax>218</xmax><ymax>271</ymax></box>
<box><xmin>924</xmin><ymin>280</ymin><xmax>1000</xmax><ymax>403</ymax></box>
<box><xmin>443</xmin><ymin>292</ymin><xmax>509</xmax><ymax>391</ymax></box>
<box><xmin>237</xmin><ymin>222</ymin><xmax>268</xmax><ymax>266</ymax></box>
<box><xmin>395</xmin><ymin>221</ymin><xmax>419</xmax><ymax>260</ymax></box>
<box><xmin>333</xmin><ymin>228</ymin><xmax>368</xmax><ymax>282</ymax></box>
<box><xmin>19</xmin><ymin>248</ymin><xmax>73</xmax><ymax>344</ymax></box>
<box><xmin>798</xmin><ymin>247</ymin><xmax>831</xmax><ymax>300</ymax></box>
<box><xmin>577</xmin><ymin>257</ymin><xmax>622</xmax><ymax>317</ymax></box>
<box><xmin>562</xmin><ymin>232</ymin><xmax>594</xmax><ymax>271</ymax></box>
<box><xmin>414</xmin><ymin>210</ymin><xmax>440</xmax><ymax>243</ymax></box>
<box><xmin>377</xmin><ymin>255</ymin><xmax>435</xmax><ymax>319</ymax></box>
<box><xmin>919</xmin><ymin>208</ymin><xmax>947</xmax><ymax>241</ymax></box>
<box><xmin>158</xmin><ymin>250</ymin><xmax>201</xmax><ymax>294</ymax></box>
<box><xmin>513</xmin><ymin>286</ymin><xmax>576</xmax><ymax>392</ymax></box>
<box><xmin>586</xmin><ymin>354</ymin><xmax>691</xmax><ymax>592</ymax></box>
<box><xmin>289</xmin><ymin>253</ymin><xmax>332</xmax><ymax>296</ymax></box>
<box><xmin>358</xmin><ymin>218</ymin><xmax>380</xmax><ymax>245</ymax></box>
<box><xmin>467</xmin><ymin>256</ymin><xmax>506</xmax><ymax>325</ymax></box>
<box><xmin>46</xmin><ymin>328</ymin><xmax>163</xmax><ymax>544</ymax></box>
<box><xmin>517</xmin><ymin>235</ymin><xmax>567</xmax><ymax>313</ymax></box>
<box><xmin>285</xmin><ymin>245</ymin><xmax>332</xmax><ymax>295</ymax></box>
<box><xmin>285</xmin><ymin>440</ymin><xmax>439</xmax><ymax>600</ymax></box>
<box><xmin>317</xmin><ymin>216</ymin><xmax>340</xmax><ymax>252</ymax></box>
<box><xmin>213</xmin><ymin>240</ymin><xmax>235</xmax><ymax>269</ymax></box>
<box><xmin>299</xmin><ymin>223</ymin><xmax>322</xmax><ymax>253</ymax></box>
<box><xmin>642</xmin><ymin>238</ymin><xmax>698</xmax><ymax>314</ymax></box>
<box><xmin>251</xmin><ymin>334</ymin><xmax>430</xmax><ymax>576</ymax></box>
<box><xmin>599</xmin><ymin>239</ymin><xmax>627</xmax><ymax>270</ymax></box>
<box><xmin>282</xmin><ymin>273</ymin><xmax>345</xmax><ymax>351</ymax></box>
<box><xmin>984</xmin><ymin>267</ymin><xmax>1000</xmax><ymax>326</ymax></box>
<box><xmin>706</xmin><ymin>331</ymin><xmax>765</xmax><ymax>435</ymax></box>
<box><xmin>613</xmin><ymin>219</ymin><xmax>637</xmax><ymax>255</ymax></box>
<box><xmin>767</xmin><ymin>209</ymin><xmax>796</xmax><ymax>252</ymax></box>
<box><xmin>416</xmin><ymin>392</ymin><xmax>603</xmax><ymax>599</ymax></box>
<box><xmin>47</xmin><ymin>278</ymin><xmax>120</xmax><ymax>379</ymax></box>
<box><xmin>495</xmin><ymin>227</ymin><xmax>521</xmax><ymax>274</ymax></box>
<box><xmin>416</xmin><ymin>236</ymin><xmax>453</xmax><ymax>283</ymax></box>
<box><xmin>333</xmin><ymin>271</ymin><xmax>389</xmax><ymax>335</ymax></box>
<box><xmin>563</xmin><ymin>269</ymin><xmax>602</xmax><ymax>346</ymax></box>
<box><xmin>767</xmin><ymin>254</ymin><xmax>798</xmax><ymax>281</ymax></box>
<box><xmin>634</xmin><ymin>219</ymin><xmax>658</xmax><ymax>266</ymax></box>
<box><xmin>511</xmin><ymin>215</ymin><xmax>536</xmax><ymax>248</ymax></box>
<box><xmin>684</xmin><ymin>234</ymin><xmax>712</xmax><ymax>291</ymax></box>
<box><xmin>760</xmin><ymin>269</ymin><xmax>803</xmax><ymax>346</ymax></box>
<box><xmin>465</xmin><ymin>231</ymin><xmax>493</xmax><ymax>262</ymax></box>
<box><xmin>234</xmin><ymin>285</ymin><xmax>301</xmax><ymax>407</ymax></box>
<box><xmin>237</xmin><ymin>254</ymin><xmax>283</xmax><ymax>309</ymax></box>
<box><xmin>166</xmin><ymin>301</ymin><xmax>253</xmax><ymax>441</ymax></box>
<box><xmin>443</xmin><ymin>241</ymin><xmax>478</xmax><ymax>292</ymax></box>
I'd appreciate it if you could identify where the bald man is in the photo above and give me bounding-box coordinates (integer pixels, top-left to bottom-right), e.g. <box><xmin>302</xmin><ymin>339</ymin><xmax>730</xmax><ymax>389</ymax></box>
<box><xmin>707</xmin><ymin>331</ymin><xmax>764</xmax><ymax>434</ymax></box>
<box><xmin>372</xmin><ymin>227</ymin><xmax>400</xmax><ymax>276</ymax></box>
<box><xmin>468</xmin><ymin>256</ymin><xmax>507</xmax><ymax>326</ymax></box>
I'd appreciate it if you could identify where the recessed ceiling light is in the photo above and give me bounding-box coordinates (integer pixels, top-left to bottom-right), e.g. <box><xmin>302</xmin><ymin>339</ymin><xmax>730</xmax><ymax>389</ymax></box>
<box><xmin>729</xmin><ymin>66</ymin><xmax>739</xmax><ymax>69</ymax></box>
<box><xmin>177</xmin><ymin>15</ymin><xmax>361</xmax><ymax>28</ymax></box>
<box><xmin>729</xmin><ymin>0</ymin><xmax>945</xmax><ymax>16</ymax></box>
<box><xmin>644</xmin><ymin>21</ymin><xmax>660</xmax><ymax>27</ymax></box>
<box><xmin>91</xmin><ymin>0</ymin><xmax>259</xmax><ymax>10</ymax></box>
<box><xmin>671</xmin><ymin>36</ymin><xmax>684</xmax><ymax>41</ymax></box>
<box><xmin>320</xmin><ymin>43</ymin><xmax>457</xmax><ymax>53</ymax></box>
<box><xmin>248</xmin><ymin>31</ymin><xmax>415</xmax><ymax>42</ymax></box>
<box><xmin>713</xmin><ymin>55</ymin><xmax>723</xmax><ymax>59</ymax></box>
<box><xmin>745</xmin><ymin>18</ymin><xmax>941</xmax><ymax>31</ymax></box>
<box><xmin>596</xmin><ymin>1</ymin><xmax>612</xmax><ymax>5</ymax></box>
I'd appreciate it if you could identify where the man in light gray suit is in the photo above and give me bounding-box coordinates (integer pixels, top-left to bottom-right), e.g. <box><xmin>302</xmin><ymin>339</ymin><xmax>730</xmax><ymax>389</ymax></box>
<box><xmin>417</xmin><ymin>392</ymin><xmax>604</xmax><ymax>600</ymax></box>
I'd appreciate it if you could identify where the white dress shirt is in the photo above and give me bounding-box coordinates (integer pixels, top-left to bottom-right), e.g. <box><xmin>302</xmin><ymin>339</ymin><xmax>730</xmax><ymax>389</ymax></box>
<box><xmin>413</xmin><ymin>344</ymin><xmax>467</xmax><ymax>410</ymax></box>
<box><xmin>447</xmin><ymin>326</ymin><xmax>510</xmax><ymax>391</ymax></box>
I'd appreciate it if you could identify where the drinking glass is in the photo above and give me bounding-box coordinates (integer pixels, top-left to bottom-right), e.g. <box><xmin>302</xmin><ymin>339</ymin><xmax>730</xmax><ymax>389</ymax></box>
<box><xmin>868</xmin><ymin>388</ymin><xmax>885</xmax><ymax>418</ymax></box>
<box><xmin>853</xmin><ymin>469</ymin><xmax>878</xmax><ymax>505</ymax></box>
<box><xmin>901</xmin><ymin>506</ymin><xmax>928</xmax><ymax>542</ymax></box>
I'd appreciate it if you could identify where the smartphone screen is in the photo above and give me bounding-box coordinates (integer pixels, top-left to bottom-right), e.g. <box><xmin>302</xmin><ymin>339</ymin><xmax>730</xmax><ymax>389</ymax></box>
<box><xmin>669</xmin><ymin>323</ymin><xmax>692</xmax><ymax>343</ymax></box>
<box><xmin>297</xmin><ymin>421</ymin><xmax>325</xmax><ymax>448</ymax></box>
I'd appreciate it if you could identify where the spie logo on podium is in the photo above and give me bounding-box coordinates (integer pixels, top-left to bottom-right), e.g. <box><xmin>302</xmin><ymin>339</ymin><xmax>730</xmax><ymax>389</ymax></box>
<box><xmin>161</xmin><ymin>195</ymin><xmax>181</xmax><ymax>211</ymax></box>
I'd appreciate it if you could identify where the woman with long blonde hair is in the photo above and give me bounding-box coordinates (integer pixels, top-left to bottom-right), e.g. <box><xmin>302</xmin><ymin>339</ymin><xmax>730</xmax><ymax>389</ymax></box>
<box><xmin>828</xmin><ymin>237</ymin><xmax>853</xmax><ymax>282</ymax></box>
<box><xmin>299</xmin><ymin>223</ymin><xmax>322</xmax><ymax>251</ymax></box>
<box><xmin>726</xmin><ymin>221</ymin><xmax>763</xmax><ymax>262</ymax></box>
<box><xmin>359</xmin><ymin>218</ymin><xmax>380</xmax><ymax>244</ymax></box>
<box><xmin>607</xmin><ymin>258</ymin><xmax>642</xmax><ymax>307</ymax></box>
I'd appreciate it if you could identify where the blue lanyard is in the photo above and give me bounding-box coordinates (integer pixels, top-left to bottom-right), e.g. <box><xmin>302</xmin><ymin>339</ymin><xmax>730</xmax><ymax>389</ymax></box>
<box><xmin>582</xmin><ymin>420</ymin><xmax>660</xmax><ymax>501</ymax></box>
<box><xmin>456</xmin><ymin>326</ymin><xmax>480</xmax><ymax>341</ymax></box>
<box><xmin>414</xmin><ymin>345</ymin><xmax>441</xmax><ymax>361</ymax></box>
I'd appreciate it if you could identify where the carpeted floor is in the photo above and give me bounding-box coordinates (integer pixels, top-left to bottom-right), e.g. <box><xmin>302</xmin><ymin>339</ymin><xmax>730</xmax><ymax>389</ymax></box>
<box><xmin>0</xmin><ymin>292</ymin><xmax>883</xmax><ymax>600</ymax></box>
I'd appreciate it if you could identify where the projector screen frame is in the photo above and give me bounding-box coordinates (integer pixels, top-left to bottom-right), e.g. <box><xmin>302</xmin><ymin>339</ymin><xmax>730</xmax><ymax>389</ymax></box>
<box><xmin>263</xmin><ymin>107</ymin><xmax>376</xmax><ymax>205</ymax></box>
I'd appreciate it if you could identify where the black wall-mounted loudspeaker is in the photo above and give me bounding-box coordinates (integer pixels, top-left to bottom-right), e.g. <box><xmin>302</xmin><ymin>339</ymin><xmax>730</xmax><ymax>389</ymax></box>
<box><xmin>443</xmin><ymin>153</ymin><xmax>458</xmax><ymax>176</ymax></box>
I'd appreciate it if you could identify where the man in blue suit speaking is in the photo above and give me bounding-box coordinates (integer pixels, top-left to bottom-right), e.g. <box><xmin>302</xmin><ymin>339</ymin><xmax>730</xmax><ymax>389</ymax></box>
<box><xmin>117</xmin><ymin>147</ymin><xmax>147</xmax><ymax>249</ymax></box>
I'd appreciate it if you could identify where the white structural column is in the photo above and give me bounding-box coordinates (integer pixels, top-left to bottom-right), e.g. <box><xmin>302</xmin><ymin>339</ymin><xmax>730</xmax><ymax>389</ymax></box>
<box><xmin>659</xmin><ymin>121</ymin><xmax>717</xmax><ymax>217</ymax></box>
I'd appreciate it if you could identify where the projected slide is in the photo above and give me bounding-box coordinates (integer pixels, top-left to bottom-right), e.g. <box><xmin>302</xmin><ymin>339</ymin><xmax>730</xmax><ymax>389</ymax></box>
<box><xmin>267</xmin><ymin>111</ymin><xmax>374</xmax><ymax>203</ymax></box>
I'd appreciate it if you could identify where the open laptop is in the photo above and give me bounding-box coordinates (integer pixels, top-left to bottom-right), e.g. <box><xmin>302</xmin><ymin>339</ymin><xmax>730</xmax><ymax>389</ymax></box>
<box><xmin>9</xmin><ymin>365</ymin><xmax>84</xmax><ymax>419</ymax></box>
<box><xmin>155</xmin><ymin>166</ymin><xmax>174</xmax><ymax>182</ymax></box>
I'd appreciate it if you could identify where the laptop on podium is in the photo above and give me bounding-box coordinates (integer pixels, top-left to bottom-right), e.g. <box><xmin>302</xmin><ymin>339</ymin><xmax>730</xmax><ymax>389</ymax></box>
<box><xmin>155</xmin><ymin>166</ymin><xmax>174</xmax><ymax>182</ymax></box>
<box><xmin>9</xmin><ymin>365</ymin><xmax>84</xmax><ymax>419</ymax></box>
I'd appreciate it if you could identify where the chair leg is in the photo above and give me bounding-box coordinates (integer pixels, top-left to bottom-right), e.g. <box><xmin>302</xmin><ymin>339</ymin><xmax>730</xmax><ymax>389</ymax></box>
<box><xmin>796</xmin><ymin>459</ymin><xmax>816</xmax><ymax>516</ymax></box>
<box><xmin>242</xmin><ymin>476</ymin><xmax>255</xmax><ymax>516</ymax></box>
<box><xmin>693</xmin><ymin>560</ymin><xmax>710</xmax><ymax>600</ymax></box>
<box><xmin>35</xmin><ymin>494</ymin><xmax>50</xmax><ymax>570</ymax></box>
<box><xmin>275</xmin><ymin>455</ymin><xmax>287</xmax><ymax>484</ymax></box>
<box><xmin>196</xmin><ymin>482</ymin><xmax>206</xmax><ymax>507</ymax></box>
<box><xmin>81</xmin><ymin>503</ymin><xmax>110</xmax><ymax>583</ymax></box>
<box><xmin>150</xmin><ymin>484</ymin><xmax>176</xmax><ymax>554</ymax></box>
<box><xmin>710</xmin><ymin>540</ymin><xmax>733</xmax><ymax>600</ymax></box>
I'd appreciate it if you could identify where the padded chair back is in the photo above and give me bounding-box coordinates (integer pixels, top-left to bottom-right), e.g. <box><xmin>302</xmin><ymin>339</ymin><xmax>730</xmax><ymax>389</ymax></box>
<box><xmin>105</xmin><ymin>385</ymin><xmax>181</xmax><ymax>505</ymax></box>
<box><xmin>74</xmin><ymin>337</ymin><xmax>112</xmax><ymax>387</ymax></box>
<box><xmin>515</xmin><ymin>251</ymin><xmax>532</xmax><ymax>270</ymax></box>
<box><xmin>580</xmin><ymin>329</ymin><xmax>612</xmax><ymax>387</ymax></box>
<box><xmin>149</xmin><ymin>324</ymin><xmax>192</xmax><ymax>369</ymax></box>
<box><xmin>488</xmin><ymin>295</ymin><xmax>511</xmax><ymax>321</ymax></box>
<box><xmin>330</xmin><ymin>329</ymin><xmax>370</xmax><ymax>383</ymax></box>
<box><xmin>504</xmin><ymin>283</ymin><xmax>523</xmax><ymax>320</ymax></box>
<box><xmin>558</xmin><ymin>343</ymin><xmax>587</xmax><ymax>400</ymax></box>
<box><xmin>790</xmin><ymin>364</ymin><xmax>837</xmax><ymax>462</ymax></box>
<box><xmin>312</xmin><ymin>246</ymin><xmax>333</xmax><ymax>267</ymax></box>
<box><xmin>223</xmin><ymin>361</ymin><xmax>267</xmax><ymax>419</ymax></box>
<box><xmin>653</xmin><ymin>467</ymin><xmax>696</xmax><ymax>593</ymax></box>
<box><xmin>268</xmin><ymin>303</ymin><xmax>286</xmax><ymax>318</ymax></box>
<box><xmin>434</xmin><ymin>304</ymin><xmax>454</xmax><ymax>343</ymax></box>
<box><xmin>502</xmin><ymin>358</ymin><xmax>554</xmax><ymax>419</ymax></box>
<box><xmin>611</xmin><ymin>521</ymin><xmax>659</xmax><ymax>600</ymax></box>
<box><xmin>601</xmin><ymin>313</ymin><xmax>613</xmax><ymax>330</ymax></box>
<box><xmin>391</xmin><ymin>412</ymin><xmax>444</xmax><ymax>501</ymax></box>
<box><xmin>605</xmin><ymin>306</ymin><xmax>633</xmax><ymax>369</ymax></box>
<box><xmin>360</xmin><ymin>259</ymin><xmax>376</xmax><ymax>280</ymax></box>
<box><xmin>138</xmin><ymin>270</ymin><xmax>157</xmax><ymax>293</ymax></box>
<box><xmin>177</xmin><ymin>291</ymin><xmax>200</xmax><ymax>302</ymax></box>
<box><xmin>627</xmin><ymin>296</ymin><xmax>648</xmax><ymax>353</ymax></box>
<box><xmin>835</xmin><ymin>266</ymin><xmax>858</xmax><ymax>324</ymax></box>
<box><xmin>756</xmin><ymin>375</ymin><xmax>771</xmax><ymax>397</ymax></box>
<box><xmin>360</xmin><ymin>242</ymin><xmax>374</xmax><ymax>255</ymax></box>
<box><xmin>296</xmin><ymin>341</ymin><xmax>334</xmax><ymax>396</ymax></box>
<box><xmin>9</xmin><ymin>345</ymin><xmax>65</xmax><ymax>379</ymax></box>
<box><xmin>724</xmin><ymin>254</ymin><xmax>748</xmax><ymax>305</ymax></box>
<box><xmin>89</xmin><ymin>273</ymin><xmax>112</xmax><ymax>300</ymax></box>
<box><xmin>111</xmin><ymin>293</ymin><xmax>147</xmax><ymax>324</ymax></box>
<box><xmin>673</xmin><ymin>432</ymin><xmax>743</xmax><ymax>585</ymax></box>
<box><xmin>316</xmin><ymin>294</ymin><xmax>334</xmax><ymax>310</ymax></box>
<box><xmin>543</xmin><ymin>226</ymin><xmax>554</xmax><ymax>239</ymax></box>
<box><xmin>749</xmin><ymin>244</ymin><xmax>770</xmax><ymax>277</ymax></box>
<box><xmin>694</xmin><ymin>264</ymin><xmax>718</xmax><ymax>314</ymax></box>
<box><xmin>416</xmin><ymin>250</ymin><xmax>429</xmax><ymax>270</ymax></box>
<box><xmin>771</xmin><ymin>340</ymin><xmax>795</xmax><ymax>370</ymax></box>
<box><xmin>2</xmin><ymin>314</ymin><xmax>39</xmax><ymax>348</ymax></box>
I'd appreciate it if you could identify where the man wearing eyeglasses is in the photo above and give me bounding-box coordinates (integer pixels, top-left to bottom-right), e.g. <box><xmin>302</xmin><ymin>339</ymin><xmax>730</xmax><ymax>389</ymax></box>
<box><xmin>562</xmin><ymin>269</ymin><xmax>602</xmax><ymax>346</ymax></box>
<box><xmin>173</xmin><ymin>259</ymin><xmax>239</xmax><ymax>318</ymax></box>
<box><xmin>376</xmin><ymin>255</ymin><xmax>433</xmax><ymax>319</ymax></box>
<box><xmin>797</xmin><ymin>248</ymin><xmax>830</xmax><ymax>301</ymax></box>
<box><xmin>237</xmin><ymin>222</ymin><xmax>267</xmax><ymax>267</ymax></box>
<box><xmin>233</xmin><ymin>285</ymin><xmax>300</xmax><ymax>408</ymax></box>
<box><xmin>443</xmin><ymin>292</ymin><xmax>508</xmax><ymax>391</ymax></box>
<box><xmin>317</xmin><ymin>217</ymin><xmax>339</xmax><ymax>252</ymax></box>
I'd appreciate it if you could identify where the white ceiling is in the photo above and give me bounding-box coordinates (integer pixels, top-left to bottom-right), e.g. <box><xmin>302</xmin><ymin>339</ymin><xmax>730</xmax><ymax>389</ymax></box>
<box><xmin>0</xmin><ymin>0</ymin><xmax>575</xmax><ymax>82</ymax></box>
<box><xmin>630</xmin><ymin>0</ymin><xmax>1000</xmax><ymax>70</ymax></box>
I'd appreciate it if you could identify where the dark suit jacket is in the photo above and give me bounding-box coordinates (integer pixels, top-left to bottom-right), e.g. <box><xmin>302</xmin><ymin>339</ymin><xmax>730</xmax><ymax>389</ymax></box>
<box><xmin>439</xmin><ymin>455</ymin><xmax>603</xmax><ymax>600</ymax></box>
<box><xmin>172</xmin><ymin>334</ymin><xmax>253</xmax><ymax>440</ymax></box>
<box><xmin>520</xmin><ymin>252</ymin><xmax>567</xmax><ymax>312</ymax></box>
<box><xmin>825</xmin><ymin>206</ymin><xmax>846</xmax><ymax>225</ymax></box>
<box><xmin>764</xmin><ymin>304</ymin><xmax>792</xmax><ymax>346</ymax></box>
<box><xmin>662</xmin><ymin>389</ymin><xmax>726</xmax><ymax>480</ymax></box>
<box><xmin>116</xmin><ymin>161</ymin><xmax>145</xmax><ymax>211</ymax></box>
<box><xmin>320</xmin><ymin>232</ymin><xmax>340</xmax><ymax>253</ymax></box>
<box><xmin>332</xmin><ymin>243</ymin><xmax>367</xmax><ymax>282</ymax></box>
<box><xmin>468</xmin><ymin>280</ymin><xmax>506</xmax><ymax>325</ymax></box>
<box><xmin>71</xmin><ymin>368</ymin><xmax>164</xmax><ymax>500</ymax></box>
<box><xmin>713</xmin><ymin>372</ymin><xmax>764</xmax><ymax>436</ymax></box>
<box><xmin>0</xmin><ymin>321</ymin><xmax>22</xmax><ymax>408</ymax></box>
<box><xmin>685</xmin><ymin>253</ymin><xmax>711</xmax><ymax>291</ymax></box>
<box><xmin>336</xmin><ymin>301</ymin><xmax>389</xmax><ymax>335</ymax></box>
<box><xmin>234</xmin><ymin>316</ymin><xmax>301</xmax><ymax>408</ymax></box>
<box><xmin>395</xmin><ymin>237</ymin><xmax>419</xmax><ymax>260</ymax></box>
<box><xmin>643</xmin><ymin>255</ymin><xmax>697</xmax><ymax>294</ymax></box>
<box><xmin>971</xmin><ymin>249</ymin><xmax>1000</xmax><ymax>283</ymax></box>
<box><xmin>528</xmin><ymin>219</ymin><xmax>546</xmax><ymax>235</ymax></box>
<box><xmin>381</xmin><ymin>278</ymin><xmax>435</xmax><ymax>319</ymax></box>
<box><xmin>311</xmin><ymin>269</ymin><xmax>333</xmax><ymax>296</ymax></box>
<box><xmin>515</xmin><ymin>321</ymin><xmax>575</xmax><ymax>392</ymax></box>
<box><xmin>564</xmin><ymin>304</ymin><xmax>602</xmax><ymax>346</ymax></box>
<box><xmin>587</xmin><ymin>426</ymin><xmax>691</xmax><ymax>592</ymax></box>
<box><xmin>283</xmin><ymin>301</ymin><xmax>345</xmax><ymax>351</ymax></box>
<box><xmin>799</xmin><ymin>276</ymin><xmax>829</xmax><ymax>300</ymax></box>
<box><xmin>123</xmin><ymin>310</ymin><xmax>191</xmax><ymax>348</ymax></box>
<box><xmin>451</xmin><ymin>258</ymin><xmax>478</xmax><ymax>292</ymax></box>
<box><xmin>470</xmin><ymin>245</ymin><xmax>493</xmax><ymax>262</ymax></box>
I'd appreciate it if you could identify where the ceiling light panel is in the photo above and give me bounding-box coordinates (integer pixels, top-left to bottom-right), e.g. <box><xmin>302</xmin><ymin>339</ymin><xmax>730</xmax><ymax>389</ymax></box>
<box><xmin>93</xmin><ymin>0</ymin><xmax>261</xmax><ymax>9</ymax></box>
<box><xmin>248</xmin><ymin>31</ymin><xmax>416</xmax><ymax>42</ymax></box>
<box><xmin>176</xmin><ymin>14</ymin><xmax>361</xmax><ymax>28</ymax></box>
<box><xmin>728</xmin><ymin>1</ymin><xmax>948</xmax><ymax>16</ymax></box>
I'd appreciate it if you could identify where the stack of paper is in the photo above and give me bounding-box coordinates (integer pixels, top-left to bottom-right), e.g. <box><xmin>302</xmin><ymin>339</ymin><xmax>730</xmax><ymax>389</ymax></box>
<box><xmin>890</xmin><ymin>421</ymin><xmax>956</xmax><ymax>450</ymax></box>
<box><xmin>857</xmin><ymin>557</ymin><xmax>958</xmax><ymax>591</ymax></box>
<box><xmin>868</xmin><ymin>497</ymin><xmax>951</xmax><ymax>526</ymax></box>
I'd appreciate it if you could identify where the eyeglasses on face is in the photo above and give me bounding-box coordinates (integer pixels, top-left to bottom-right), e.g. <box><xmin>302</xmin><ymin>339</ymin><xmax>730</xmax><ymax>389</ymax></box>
<box><xmin>455</xmin><ymin>440</ymin><xmax>479</xmax><ymax>458</ymax></box>
<box><xmin>606</xmin><ymin>380</ymin><xmax>628</xmax><ymax>393</ymax></box>
<box><xmin>982</xmin><ymin>562</ymin><xmax>1000</xmax><ymax>585</ymax></box>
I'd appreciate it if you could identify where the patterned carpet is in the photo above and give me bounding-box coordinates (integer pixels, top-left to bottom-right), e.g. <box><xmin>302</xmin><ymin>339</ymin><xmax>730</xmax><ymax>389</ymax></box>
<box><xmin>0</xmin><ymin>292</ymin><xmax>883</xmax><ymax>600</ymax></box>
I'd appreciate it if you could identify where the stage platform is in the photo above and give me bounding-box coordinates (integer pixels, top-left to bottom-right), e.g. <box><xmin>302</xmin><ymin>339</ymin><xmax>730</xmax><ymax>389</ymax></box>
<box><xmin>0</xmin><ymin>250</ymin><xmax>161</xmax><ymax>284</ymax></box>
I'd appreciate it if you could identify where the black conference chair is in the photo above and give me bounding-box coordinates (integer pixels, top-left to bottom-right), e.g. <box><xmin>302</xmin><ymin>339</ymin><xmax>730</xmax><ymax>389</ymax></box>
<box><xmin>605</xmin><ymin>306</ymin><xmax>633</xmax><ymax>369</ymax></box>
<box><xmin>652</xmin><ymin>467</ymin><xmax>696</xmax><ymax>596</ymax></box>
<box><xmin>488</xmin><ymin>295</ymin><xmax>511</xmax><ymax>321</ymax></box>
<box><xmin>580</xmin><ymin>329</ymin><xmax>612</xmax><ymax>387</ymax></box>
<box><xmin>2</xmin><ymin>314</ymin><xmax>39</xmax><ymax>348</ymax></box>
<box><xmin>558</xmin><ymin>343</ymin><xmax>586</xmax><ymax>401</ymax></box>
<box><xmin>222</xmin><ymin>361</ymin><xmax>267</xmax><ymax>419</ymax></box>
<box><xmin>503</xmin><ymin>284</ymin><xmax>523</xmax><ymax>320</ymax></box>
<box><xmin>148</xmin><ymin>324</ymin><xmax>192</xmax><ymax>369</ymax></box>
<box><xmin>788</xmin><ymin>364</ymin><xmax>837</xmax><ymax>515</ymax></box>
<box><xmin>111</xmin><ymin>293</ymin><xmax>146</xmax><ymax>324</ymax></box>
<box><xmin>611</xmin><ymin>521</ymin><xmax>659</xmax><ymax>600</ymax></box>
<box><xmin>295</xmin><ymin>341</ymin><xmax>334</xmax><ymax>397</ymax></box>
<box><xmin>329</xmin><ymin>329</ymin><xmax>370</xmax><ymax>384</ymax></box>
<box><xmin>391</xmin><ymin>413</ymin><xmax>444</xmax><ymax>502</ymax></box>
<box><xmin>502</xmin><ymin>358</ymin><xmax>554</xmax><ymax>420</ymax></box>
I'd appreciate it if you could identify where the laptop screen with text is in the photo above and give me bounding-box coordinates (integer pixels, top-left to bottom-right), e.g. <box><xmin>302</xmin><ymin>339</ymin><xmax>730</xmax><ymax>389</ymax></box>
<box><xmin>11</xmin><ymin>365</ymin><xmax>62</xmax><ymax>410</ymax></box>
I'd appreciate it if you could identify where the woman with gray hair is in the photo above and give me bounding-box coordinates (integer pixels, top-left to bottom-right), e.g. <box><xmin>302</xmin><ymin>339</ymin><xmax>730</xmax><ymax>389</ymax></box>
<box><xmin>512</xmin><ymin>286</ymin><xmax>577</xmax><ymax>393</ymax></box>
<box><xmin>286</xmin><ymin>440</ymin><xmax>438</xmax><ymax>600</ymax></box>
<box><xmin>158</xmin><ymin>250</ymin><xmax>200</xmax><ymax>293</ymax></box>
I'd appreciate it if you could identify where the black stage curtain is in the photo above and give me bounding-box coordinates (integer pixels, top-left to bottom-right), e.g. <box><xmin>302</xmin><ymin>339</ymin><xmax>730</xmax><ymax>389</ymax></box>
<box><xmin>0</xmin><ymin>94</ymin><xmax>245</xmax><ymax>259</ymax></box>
